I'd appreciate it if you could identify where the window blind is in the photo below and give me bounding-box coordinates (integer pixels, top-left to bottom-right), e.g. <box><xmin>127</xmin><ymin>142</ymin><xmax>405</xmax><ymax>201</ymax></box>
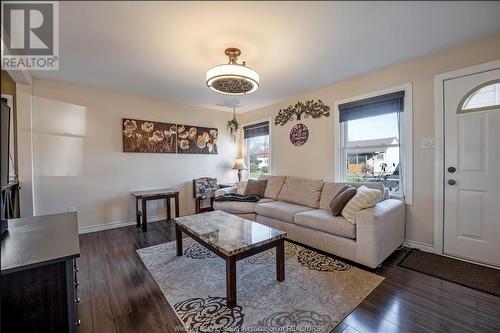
<box><xmin>243</xmin><ymin>121</ymin><xmax>269</xmax><ymax>139</ymax></box>
<box><xmin>339</xmin><ymin>91</ymin><xmax>405</xmax><ymax>123</ymax></box>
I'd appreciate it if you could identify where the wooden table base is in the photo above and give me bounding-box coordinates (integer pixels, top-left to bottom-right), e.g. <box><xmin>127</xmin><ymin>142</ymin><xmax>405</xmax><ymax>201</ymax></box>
<box><xmin>175</xmin><ymin>223</ymin><xmax>285</xmax><ymax>308</ymax></box>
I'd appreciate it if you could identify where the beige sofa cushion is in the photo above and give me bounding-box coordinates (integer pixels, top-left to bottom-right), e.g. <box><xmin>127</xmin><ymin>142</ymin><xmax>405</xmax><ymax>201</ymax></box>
<box><xmin>342</xmin><ymin>186</ymin><xmax>383</xmax><ymax>224</ymax></box>
<box><xmin>294</xmin><ymin>209</ymin><xmax>356</xmax><ymax>239</ymax></box>
<box><xmin>214</xmin><ymin>198</ymin><xmax>273</xmax><ymax>214</ymax></box>
<box><xmin>263</xmin><ymin>176</ymin><xmax>286</xmax><ymax>199</ymax></box>
<box><xmin>278</xmin><ymin>177</ymin><xmax>324</xmax><ymax>208</ymax></box>
<box><xmin>255</xmin><ymin>201</ymin><xmax>313</xmax><ymax>223</ymax></box>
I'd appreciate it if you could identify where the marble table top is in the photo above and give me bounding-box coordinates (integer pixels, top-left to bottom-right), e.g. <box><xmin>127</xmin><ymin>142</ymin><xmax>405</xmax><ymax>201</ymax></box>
<box><xmin>131</xmin><ymin>188</ymin><xmax>179</xmax><ymax>197</ymax></box>
<box><xmin>175</xmin><ymin>210</ymin><xmax>286</xmax><ymax>256</ymax></box>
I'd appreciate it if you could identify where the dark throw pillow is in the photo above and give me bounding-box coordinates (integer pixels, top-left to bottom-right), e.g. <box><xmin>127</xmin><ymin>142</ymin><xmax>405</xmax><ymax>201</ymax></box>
<box><xmin>244</xmin><ymin>179</ymin><xmax>268</xmax><ymax>197</ymax></box>
<box><xmin>332</xmin><ymin>185</ymin><xmax>351</xmax><ymax>199</ymax></box>
<box><xmin>329</xmin><ymin>186</ymin><xmax>357</xmax><ymax>216</ymax></box>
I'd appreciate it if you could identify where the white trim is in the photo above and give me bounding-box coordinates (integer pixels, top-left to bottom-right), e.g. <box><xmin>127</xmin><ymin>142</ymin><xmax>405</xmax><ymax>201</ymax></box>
<box><xmin>404</xmin><ymin>239</ymin><xmax>437</xmax><ymax>253</ymax></box>
<box><xmin>333</xmin><ymin>108</ymin><xmax>342</xmax><ymax>180</ymax></box>
<box><xmin>78</xmin><ymin>209</ymin><xmax>195</xmax><ymax>234</ymax></box>
<box><xmin>433</xmin><ymin>59</ymin><xmax>500</xmax><ymax>254</ymax></box>
<box><xmin>241</xmin><ymin>117</ymin><xmax>273</xmax><ymax>179</ymax></box>
<box><xmin>333</xmin><ymin>83</ymin><xmax>413</xmax><ymax>205</ymax></box>
<box><xmin>79</xmin><ymin>220</ymin><xmax>138</xmax><ymax>234</ymax></box>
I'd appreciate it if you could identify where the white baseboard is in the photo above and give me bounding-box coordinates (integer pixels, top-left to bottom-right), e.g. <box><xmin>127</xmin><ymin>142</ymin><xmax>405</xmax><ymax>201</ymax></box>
<box><xmin>79</xmin><ymin>219</ymin><xmax>139</xmax><ymax>234</ymax></box>
<box><xmin>403</xmin><ymin>239</ymin><xmax>437</xmax><ymax>253</ymax></box>
<box><xmin>78</xmin><ymin>209</ymin><xmax>195</xmax><ymax>234</ymax></box>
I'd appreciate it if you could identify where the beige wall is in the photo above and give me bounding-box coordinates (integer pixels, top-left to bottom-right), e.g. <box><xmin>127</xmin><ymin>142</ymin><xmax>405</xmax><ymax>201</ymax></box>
<box><xmin>31</xmin><ymin>79</ymin><xmax>238</xmax><ymax>231</ymax></box>
<box><xmin>239</xmin><ymin>33</ymin><xmax>500</xmax><ymax>246</ymax></box>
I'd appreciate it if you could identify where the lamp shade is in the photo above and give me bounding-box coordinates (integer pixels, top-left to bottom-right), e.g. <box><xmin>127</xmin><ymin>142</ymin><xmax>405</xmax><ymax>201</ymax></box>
<box><xmin>206</xmin><ymin>48</ymin><xmax>259</xmax><ymax>95</ymax></box>
<box><xmin>206</xmin><ymin>64</ymin><xmax>259</xmax><ymax>95</ymax></box>
<box><xmin>232</xmin><ymin>158</ymin><xmax>248</xmax><ymax>170</ymax></box>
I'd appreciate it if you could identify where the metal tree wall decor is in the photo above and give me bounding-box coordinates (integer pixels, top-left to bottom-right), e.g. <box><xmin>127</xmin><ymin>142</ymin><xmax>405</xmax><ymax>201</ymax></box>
<box><xmin>274</xmin><ymin>100</ymin><xmax>330</xmax><ymax>126</ymax></box>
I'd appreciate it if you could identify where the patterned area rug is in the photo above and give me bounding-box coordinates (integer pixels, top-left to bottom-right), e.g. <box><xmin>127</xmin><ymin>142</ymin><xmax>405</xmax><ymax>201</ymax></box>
<box><xmin>137</xmin><ymin>240</ymin><xmax>383</xmax><ymax>333</ymax></box>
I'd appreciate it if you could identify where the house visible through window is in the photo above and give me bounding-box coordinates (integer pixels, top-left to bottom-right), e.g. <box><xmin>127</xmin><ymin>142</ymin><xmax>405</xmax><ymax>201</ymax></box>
<box><xmin>338</xmin><ymin>91</ymin><xmax>406</xmax><ymax>194</ymax></box>
<box><xmin>243</xmin><ymin>121</ymin><xmax>270</xmax><ymax>179</ymax></box>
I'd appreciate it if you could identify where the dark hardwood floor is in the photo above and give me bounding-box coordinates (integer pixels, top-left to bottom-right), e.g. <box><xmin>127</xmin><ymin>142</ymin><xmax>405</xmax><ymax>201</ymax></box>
<box><xmin>76</xmin><ymin>220</ymin><xmax>500</xmax><ymax>333</ymax></box>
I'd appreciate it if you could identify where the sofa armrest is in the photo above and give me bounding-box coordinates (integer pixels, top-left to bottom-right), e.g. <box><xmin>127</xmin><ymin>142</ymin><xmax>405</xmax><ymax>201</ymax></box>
<box><xmin>355</xmin><ymin>199</ymin><xmax>405</xmax><ymax>268</ymax></box>
<box><xmin>215</xmin><ymin>187</ymin><xmax>237</xmax><ymax>197</ymax></box>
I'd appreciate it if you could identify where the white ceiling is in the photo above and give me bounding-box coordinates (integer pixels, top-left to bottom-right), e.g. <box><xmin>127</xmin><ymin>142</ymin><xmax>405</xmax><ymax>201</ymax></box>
<box><xmin>33</xmin><ymin>1</ymin><xmax>500</xmax><ymax>112</ymax></box>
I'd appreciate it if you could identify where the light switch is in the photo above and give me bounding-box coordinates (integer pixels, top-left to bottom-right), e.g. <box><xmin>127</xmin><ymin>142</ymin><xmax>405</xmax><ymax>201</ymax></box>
<box><xmin>420</xmin><ymin>137</ymin><xmax>434</xmax><ymax>149</ymax></box>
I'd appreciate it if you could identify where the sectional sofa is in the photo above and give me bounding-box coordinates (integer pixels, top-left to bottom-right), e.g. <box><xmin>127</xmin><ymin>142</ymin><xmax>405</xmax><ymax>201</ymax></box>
<box><xmin>214</xmin><ymin>176</ymin><xmax>405</xmax><ymax>268</ymax></box>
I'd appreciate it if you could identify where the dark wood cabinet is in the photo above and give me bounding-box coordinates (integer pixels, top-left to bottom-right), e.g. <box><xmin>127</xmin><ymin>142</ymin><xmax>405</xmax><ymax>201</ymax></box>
<box><xmin>1</xmin><ymin>213</ymin><xmax>80</xmax><ymax>333</ymax></box>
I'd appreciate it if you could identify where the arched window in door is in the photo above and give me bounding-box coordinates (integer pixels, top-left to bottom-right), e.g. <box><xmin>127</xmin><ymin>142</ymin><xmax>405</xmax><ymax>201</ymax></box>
<box><xmin>458</xmin><ymin>79</ymin><xmax>500</xmax><ymax>113</ymax></box>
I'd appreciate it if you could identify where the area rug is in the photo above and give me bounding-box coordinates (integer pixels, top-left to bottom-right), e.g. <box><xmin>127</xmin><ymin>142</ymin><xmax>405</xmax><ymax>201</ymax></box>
<box><xmin>137</xmin><ymin>239</ymin><xmax>383</xmax><ymax>333</ymax></box>
<box><xmin>399</xmin><ymin>249</ymin><xmax>500</xmax><ymax>297</ymax></box>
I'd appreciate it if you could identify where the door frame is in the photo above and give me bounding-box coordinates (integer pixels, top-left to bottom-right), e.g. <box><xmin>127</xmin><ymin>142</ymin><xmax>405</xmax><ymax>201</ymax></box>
<box><xmin>433</xmin><ymin>59</ymin><xmax>500</xmax><ymax>255</ymax></box>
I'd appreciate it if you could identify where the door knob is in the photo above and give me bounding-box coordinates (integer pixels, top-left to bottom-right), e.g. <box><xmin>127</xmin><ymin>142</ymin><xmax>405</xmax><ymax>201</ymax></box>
<box><xmin>448</xmin><ymin>179</ymin><xmax>456</xmax><ymax>185</ymax></box>
<box><xmin>448</xmin><ymin>167</ymin><xmax>456</xmax><ymax>173</ymax></box>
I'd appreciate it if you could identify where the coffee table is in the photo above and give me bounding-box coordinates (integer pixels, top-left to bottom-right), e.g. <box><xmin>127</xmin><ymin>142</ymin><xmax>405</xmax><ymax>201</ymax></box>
<box><xmin>175</xmin><ymin>210</ymin><xmax>286</xmax><ymax>308</ymax></box>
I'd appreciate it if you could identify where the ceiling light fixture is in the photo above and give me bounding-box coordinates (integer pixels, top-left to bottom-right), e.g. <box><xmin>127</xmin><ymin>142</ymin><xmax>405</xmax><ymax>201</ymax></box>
<box><xmin>206</xmin><ymin>48</ymin><xmax>259</xmax><ymax>95</ymax></box>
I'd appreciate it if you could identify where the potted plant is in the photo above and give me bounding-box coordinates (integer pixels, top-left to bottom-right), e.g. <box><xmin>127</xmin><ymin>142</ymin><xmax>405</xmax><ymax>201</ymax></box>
<box><xmin>227</xmin><ymin>107</ymin><xmax>239</xmax><ymax>142</ymax></box>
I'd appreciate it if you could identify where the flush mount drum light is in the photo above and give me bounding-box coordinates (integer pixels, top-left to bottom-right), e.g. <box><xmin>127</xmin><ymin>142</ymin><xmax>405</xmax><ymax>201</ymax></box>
<box><xmin>206</xmin><ymin>48</ymin><xmax>259</xmax><ymax>95</ymax></box>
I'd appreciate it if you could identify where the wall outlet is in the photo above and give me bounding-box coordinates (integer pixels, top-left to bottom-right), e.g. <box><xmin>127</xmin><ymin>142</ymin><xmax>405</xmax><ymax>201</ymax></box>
<box><xmin>68</xmin><ymin>206</ymin><xmax>77</xmax><ymax>212</ymax></box>
<box><xmin>420</xmin><ymin>137</ymin><xmax>434</xmax><ymax>149</ymax></box>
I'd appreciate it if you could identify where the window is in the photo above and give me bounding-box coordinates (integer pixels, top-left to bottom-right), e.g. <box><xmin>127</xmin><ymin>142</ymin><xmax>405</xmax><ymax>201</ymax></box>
<box><xmin>335</xmin><ymin>86</ymin><xmax>412</xmax><ymax>204</ymax></box>
<box><xmin>459</xmin><ymin>80</ymin><xmax>500</xmax><ymax>112</ymax></box>
<box><xmin>243</xmin><ymin>121</ymin><xmax>270</xmax><ymax>179</ymax></box>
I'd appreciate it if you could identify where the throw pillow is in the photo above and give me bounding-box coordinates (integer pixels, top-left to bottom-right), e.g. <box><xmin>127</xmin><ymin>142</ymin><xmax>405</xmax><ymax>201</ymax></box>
<box><xmin>342</xmin><ymin>185</ymin><xmax>382</xmax><ymax>224</ymax></box>
<box><xmin>244</xmin><ymin>179</ymin><xmax>268</xmax><ymax>197</ymax></box>
<box><xmin>236</xmin><ymin>181</ymin><xmax>248</xmax><ymax>195</ymax></box>
<box><xmin>329</xmin><ymin>186</ymin><xmax>356</xmax><ymax>216</ymax></box>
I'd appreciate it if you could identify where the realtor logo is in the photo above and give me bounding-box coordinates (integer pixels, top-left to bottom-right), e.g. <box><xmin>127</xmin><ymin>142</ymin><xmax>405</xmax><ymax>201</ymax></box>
<box><xmin>1</xmin><ymin>1</ymin><xmax>59</xmax><ymax>70</ymax></box>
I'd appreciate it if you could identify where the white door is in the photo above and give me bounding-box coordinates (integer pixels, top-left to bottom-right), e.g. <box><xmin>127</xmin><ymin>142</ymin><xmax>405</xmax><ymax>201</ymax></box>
<box><xmin>443</xmin><ymin>68</ymin><xmax>500</xmax><ymax>267</ymax></box>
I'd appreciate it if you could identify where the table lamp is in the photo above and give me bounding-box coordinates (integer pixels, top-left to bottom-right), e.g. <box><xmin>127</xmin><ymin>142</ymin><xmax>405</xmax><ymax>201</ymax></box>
<box><xmin>232</xmin><ymin>158</ymin><xmax>248</xmax><ymax>182</ymax></box>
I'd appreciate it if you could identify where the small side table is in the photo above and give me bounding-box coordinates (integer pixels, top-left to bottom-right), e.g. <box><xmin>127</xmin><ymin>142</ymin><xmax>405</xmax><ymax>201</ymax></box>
<box><xmin>131</xmin><ymin>188</ymin><xmax>180</xmax><ymax>232</ymax></box>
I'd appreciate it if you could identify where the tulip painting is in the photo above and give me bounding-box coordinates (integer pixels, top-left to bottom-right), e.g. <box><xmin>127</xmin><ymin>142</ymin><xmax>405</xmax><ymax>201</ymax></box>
<box><xmin>122</xmin><ymin>118</ymin><xmax>177</xmax><ymax>153</ymax></box>
<box><xmin>177</xmin><ymin>124</ymin><xmax>218</xmax><ymax>154</ymax></box>
<box><xmin>122</xmin><ymin>118</ymin><xmax>217</xmax><ymax>154</ymax></box>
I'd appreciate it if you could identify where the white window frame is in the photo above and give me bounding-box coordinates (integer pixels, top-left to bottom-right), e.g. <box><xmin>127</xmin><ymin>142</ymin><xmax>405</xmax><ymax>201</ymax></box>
<box><xmin>334</xmin><ymin>83</ymin><xmax>413</xmax><ymax>205</ymax></box>
<box><xmin>242</xmin><ymin>117</ymin><xmax>272</xmax><ymax>180</ymax></box>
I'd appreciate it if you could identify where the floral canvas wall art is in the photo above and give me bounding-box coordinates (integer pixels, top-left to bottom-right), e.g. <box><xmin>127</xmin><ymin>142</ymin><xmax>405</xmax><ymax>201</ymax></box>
<box><xmin>177</xmin><ymin>125</ymin><xmax>218</xmax><ymax>154</ymax></box>
<box><xmin>122</xmin><ymin>118</ymin><xmax>177</xmax><ymax>153</ymax></box>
